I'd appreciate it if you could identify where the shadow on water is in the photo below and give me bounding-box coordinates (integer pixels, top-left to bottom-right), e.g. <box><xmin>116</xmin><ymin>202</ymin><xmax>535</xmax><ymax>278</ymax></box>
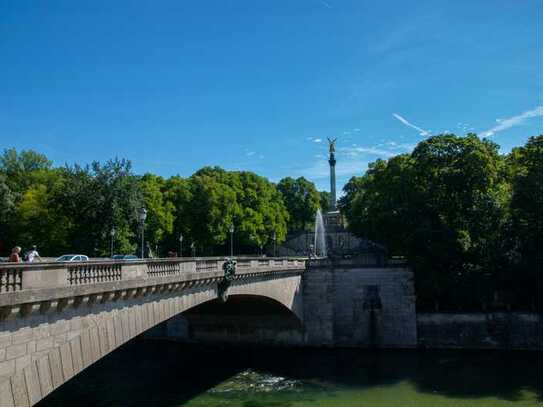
<box><xmin>255</xmin><ymin>347</ymin><xmax>543</xmax><ymax>403</ymax></box>
<box><xmin>38</xmin><ymin>340</ymin><xmax>543</xmax><ymax>407</ymax></box>
<box><xmin>37</xmin><ymin>339</ymin><xmax>246</xmax><ymax>407</ymax></box>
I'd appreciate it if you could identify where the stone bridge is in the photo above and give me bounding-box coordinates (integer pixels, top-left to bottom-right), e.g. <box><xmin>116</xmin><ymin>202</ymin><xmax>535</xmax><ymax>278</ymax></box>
<box><xmin>0</xmin><ymin>257</ymin><xmax>305</xmax><ymax>407</ymax></box>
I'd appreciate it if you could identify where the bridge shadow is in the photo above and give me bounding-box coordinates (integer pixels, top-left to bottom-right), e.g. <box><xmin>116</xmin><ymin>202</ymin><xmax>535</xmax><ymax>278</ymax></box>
<box><xmin>37</xmin><ymin>342</ymin><xmax>543</xmax><ymax>406</ymax></box>
<box><xmin>36</xmin><ymin>339</ymin><xmax>248</xmax><ymax>407</ymax></box>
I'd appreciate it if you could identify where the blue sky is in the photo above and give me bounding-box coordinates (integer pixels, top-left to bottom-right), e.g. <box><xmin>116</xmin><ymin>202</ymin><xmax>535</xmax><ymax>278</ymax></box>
<box><xmin>1</xmin><ymin>0</ymin><xmax>543</xmax><ymax>191</ymax></box>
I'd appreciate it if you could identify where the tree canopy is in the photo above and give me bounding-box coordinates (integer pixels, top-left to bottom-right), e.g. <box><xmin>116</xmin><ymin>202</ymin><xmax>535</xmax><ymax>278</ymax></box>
<box><xmin>0</xmin><ymin>152</ymin><xmax>292</xmax><ymax>258</ymax></box>
<box><xmin>340</xmin><ymin>134</ymin><xmax>542</xmax><ymax>311</ymax></box>
<box><xmin>277</xmin><ymin>176</ymin><xmax>321</xmax><ymax>232</ymax></box>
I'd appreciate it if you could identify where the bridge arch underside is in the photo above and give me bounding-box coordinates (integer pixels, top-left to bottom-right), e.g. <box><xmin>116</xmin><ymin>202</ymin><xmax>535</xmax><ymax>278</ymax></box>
<box><xmin>0</xmin><ymin>274</ymin><xmax>302</xmax><ymax>407</ymax></box>
<box><xmin>150</xmin><ymin>294</ymin><xmax>304</xmax><ymax>346</ymax></box>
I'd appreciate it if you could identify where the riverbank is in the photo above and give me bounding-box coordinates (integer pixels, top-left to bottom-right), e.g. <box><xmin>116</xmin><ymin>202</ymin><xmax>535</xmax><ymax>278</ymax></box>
<box><xmin>418</xmin><ymin>313</ymin><xmax>543</xmax><ymax>350</ymax></box>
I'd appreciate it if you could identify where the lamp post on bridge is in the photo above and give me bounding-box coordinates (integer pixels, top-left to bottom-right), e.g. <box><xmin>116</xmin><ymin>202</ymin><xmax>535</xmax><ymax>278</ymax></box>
<box><xmin>110</xmin><ymin>227</ymin><xmax>116</xmax><ymax>258</ymax></box>
<box><xmin>190</xmin><ymin>242</ymin><xmax>196</xmax><ymax>257</ymax></box>
<box><xmin>179</xmin><ymin>234</ymin><xmax>183</xmax><ymax>257</ymax></box>
<box><xmin>272</xmin><ymin>231</ymin><xmax>276</xmax><ymax>257</ymax></box>
<box><xmin>138</xmin><ymin>207</ymin><xmax>147</xmax><ymax>259</ymax></box>
<box><xmin>229</xmin><ymin>224</ymin><xmax>234</xmax><ymax>257</ymax></box>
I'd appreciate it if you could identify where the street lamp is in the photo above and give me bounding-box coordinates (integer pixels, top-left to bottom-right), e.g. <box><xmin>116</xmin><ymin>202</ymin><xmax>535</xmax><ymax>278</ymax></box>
<box><xmin>138</xmin><ymin>207</ymin><xmax>147</xmax><ymax>259</ymax></box>
<box><xmin>272</xmin><ymin>231</ymin><xmax>277</xmax><ymax>257</ymax></box>
<box><xmin>229</xmin><ymin>224</ymin><xmax>234</xmax><ymax>257</ymax></box>
<box><xmin>190</xmin><ymin>242</ymin><xmax>196</xmax><ymax>257</ymax></box>
<box><xmin>110</xmin><ymin>227</ymin><xmax>116</xmax><ymax>258</ymax></box>
<box><xmin>179</xmin><ymin>234</ymin><xmax>183</xmax><ymax>257</ymax></box>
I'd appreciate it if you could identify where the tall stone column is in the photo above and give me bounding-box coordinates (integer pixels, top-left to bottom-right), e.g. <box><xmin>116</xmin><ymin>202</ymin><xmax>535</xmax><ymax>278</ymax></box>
<box><xmin>329</xmin><ymin>151</ymin><xmax>337</xmax><ymax>210</ymax></box>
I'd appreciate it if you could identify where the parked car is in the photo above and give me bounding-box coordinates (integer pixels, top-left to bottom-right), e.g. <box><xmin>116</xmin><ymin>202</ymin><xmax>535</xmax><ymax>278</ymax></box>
<box><xmin>111</xmin><ymin>254</ymin><xmax>138</xmax><ymax>261</ymax></box>
<box><xmin>55</xmin><ymin>254</ymin><xmax>89</xmax><ymax>262</ymax></box>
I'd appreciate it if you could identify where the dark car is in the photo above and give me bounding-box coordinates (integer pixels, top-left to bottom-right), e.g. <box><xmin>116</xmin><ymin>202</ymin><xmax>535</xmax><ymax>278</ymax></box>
<box><xmin>111</xmin><ymin>254</ymin><xmax>138</xmax><ymax>261</ymax></box>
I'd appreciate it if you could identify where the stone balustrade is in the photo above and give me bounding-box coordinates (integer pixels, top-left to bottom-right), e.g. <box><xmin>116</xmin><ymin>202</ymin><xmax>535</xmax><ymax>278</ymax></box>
<box><xmin>0</xmin><ymin>257</ymin><xmax>306</xmax><ymax>294</ymax></box>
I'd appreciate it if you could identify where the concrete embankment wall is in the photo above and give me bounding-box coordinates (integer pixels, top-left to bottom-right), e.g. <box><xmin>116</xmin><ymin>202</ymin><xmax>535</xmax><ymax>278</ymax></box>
<box><xmin>417</xmin><ymin>313</ymin><xmax>543</xmax><ymax>350</ymax></box>
<box><xmin>303</xmin><ymin>266</ymin><xmax>418</xmax><ymax>348</ymax></box>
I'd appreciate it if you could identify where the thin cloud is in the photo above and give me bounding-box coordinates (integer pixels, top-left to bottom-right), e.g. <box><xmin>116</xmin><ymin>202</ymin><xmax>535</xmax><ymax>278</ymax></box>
<box><xmin>339</xmin><ymin>146</ymin><xmax>395</xmax><ymax>158</ymax></box>
<box><xmin>318</xmin><ymin>0</ymin><xmax>332</xmax><ymax>9</ymax></box>
<box><xmin>313</xmin><ymin>138</ymin><xmax>322</xmax><ymax>143</ymax></box>
<box><xmin>481</xmin><ymin>105</ymin><xmax>543</xmax><ymax>137</ymax></box>
<box><xmin>392</xmin><ymin>113</ymin><xmax>431</xmax><ymax>136</ymax></box>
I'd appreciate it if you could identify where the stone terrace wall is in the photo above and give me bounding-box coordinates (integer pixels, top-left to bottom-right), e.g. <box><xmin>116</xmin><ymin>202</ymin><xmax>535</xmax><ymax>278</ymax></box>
<box><xmin>418</xmin><ymin>313</ymin><xmax>543</xmax><ymax>350</ymax></box>
<box><xmin>303</xmin><ymin>261</ymin><xmax>417</xmax><ymax>348</ymax></box>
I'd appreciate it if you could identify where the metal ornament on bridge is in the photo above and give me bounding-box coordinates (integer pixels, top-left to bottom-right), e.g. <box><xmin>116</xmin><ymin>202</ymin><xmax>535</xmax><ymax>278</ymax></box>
<box><xmin>218</xmin><ymin>258</ymin><xmax>237</xmax><ymax>302</ymax></box>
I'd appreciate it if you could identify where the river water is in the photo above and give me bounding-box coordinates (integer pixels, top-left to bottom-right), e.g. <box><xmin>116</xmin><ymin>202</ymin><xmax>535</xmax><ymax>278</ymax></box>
<box><xmin>38</xmin><ymin>340</ymin><xmax>543</xmax><ymax>407</ymax></box>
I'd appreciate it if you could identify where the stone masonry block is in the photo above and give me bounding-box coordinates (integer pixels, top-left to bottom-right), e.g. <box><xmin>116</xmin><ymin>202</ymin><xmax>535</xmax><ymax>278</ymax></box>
<box><xmin>106</xmin><ymin>319</ymin><xmax>116</xmax><ymax>353</ymax></box>
<box><xmin>47</xmin><ymin>348</ymin><xmax>63</xmax><ymax>388</ymax></box>
<box><xmin>59</xmin><ymin>342</ymin><xmax>74</xmax><ymax>380</ymax></box>
<box><xmin>70</xmin><ymin>337</ymin><xmax>83</xmax><ymax>374</ymax></box>
<box><xmin>113</xmin><ymin>315</ymin><xmax>123</xmax><ymax>347</ymax></box>
<box><xmin>0</xmin><ymin>334</ymin><xmax>11</xmax><ymax>349</ymax></box>
<box><xmin>14</xmin><ymin>356</ymin><xmax>30</xmax><ymax>372</ymax></box>
<box><xmin>10</xmin><ymin>371</ymin><xmax>29</xmax><ymax>407</ymax></box>
<box><xmin>11</xmin><ymin>330</ymin><xmax>33</xmax><ymax>346</ymax></box>
<box><xmin>36</xmin><ymin>356</ymin><xmax>53</xmax><ymax>398</ymax></box>
<box><xmin>121</xmin><ymin>312</ymin><xmax>130</xmax><ymax>344</ymax></box>
<box><xmin>50</xmin><ymin>321</ymin><xmax>70</xmax><ymax>336</ymax></box>
<box><xmin>0</xmin><ymin>379</ymin><xmax>15</xmax><ymax>407</ymax></box>
<box><xmin>89</xmin><ymin>326</ymin><xmax>101</xmax><ymax>361</ymax></box>
<box><xmin>53</xmin><ymin>333</ymin><xmax>67</xmax><ymax>347</ymax></box>
<box><xmin>23</xmin><ymin>364</ymin><xmax>41</xmax><ymax>406</ymax></box>
<box><xmin>129</xmin><ymin>312</ymin><xmax>136</xmax><ymax>338</ymax></box>
<box><xmin>32</xmin><ymin>326</ymin><xmax>50</xmax><ymax>340</ymax></box>
<box><xmin>35</xmin><ymin>337</ymin><xmax>54</xmax><ymax>353</ymax></box>
<box><xmin>5</xmin><ymin>345</ymin><xmax>26</xmax><ymax>361</ymax></box>
<box><xmin>25</xmin><ymin>342</ymin><xmax>35</xmax><ymax>355</ymax></box>
<box><xmin>97</xmin><ymin>322</ymin><xmax>109</xmax><ymax>355</ymax></box>
<box><xmin>79</xmin><ymin>330</ymin><xmax>92</xmax><ymax>368</ymax></box>
<box><xmin>0</xmin><ymin>360</ymin><xmax>15</xmax><ymax>379</ymax></box>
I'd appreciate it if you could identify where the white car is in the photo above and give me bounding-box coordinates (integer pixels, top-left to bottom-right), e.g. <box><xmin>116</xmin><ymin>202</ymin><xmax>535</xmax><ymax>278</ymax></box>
<box><xmin>55</xmin><ymin>254</ymin><xmax>89</xmax><ymax>262</ymax></box>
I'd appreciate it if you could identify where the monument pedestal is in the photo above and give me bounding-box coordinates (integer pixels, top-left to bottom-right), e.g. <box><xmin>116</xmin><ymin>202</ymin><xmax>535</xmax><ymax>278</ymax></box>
<box><xmin>324</xmin><ymin>210</ymin><xmax>343</xmax><ymax>232</ymax></box>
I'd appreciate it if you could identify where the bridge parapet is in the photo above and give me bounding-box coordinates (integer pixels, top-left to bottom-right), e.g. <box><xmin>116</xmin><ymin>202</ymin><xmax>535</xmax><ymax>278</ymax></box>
<box><xmin>0</xmin><ymin>257</ymin><xmax>305</xmax><ymax>293</ymax></box>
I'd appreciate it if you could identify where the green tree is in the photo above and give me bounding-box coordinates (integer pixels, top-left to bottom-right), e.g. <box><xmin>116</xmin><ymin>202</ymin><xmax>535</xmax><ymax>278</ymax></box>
<box><xmin>53</xmin><ymin>159</ymin><xmax>142</xmax><ymax>256</ymax></box>
<box><xmin>508</xmin><ymin>135</ymin><xmax>543</xmax><ymax>309</ymax></box>
<box><xmin>277</xmin><ymin>177</ymin><xmax>320</xmax><ymax>232</ymax></box>
<box><xmin>0</xmin><ymin>148</ymin><xmax>52</xmax><ymax>194</ymax></box>
<box><xmin>185</xmin><ymin>167</ymin><xmax>239</xmax><ymax>253</ymax></box>
<box><xmin>236</xmin><ymin>171</ymin><xmax>289</xmax><ymax>249</ymax></box>
<box><xmin>319</xmin><ymin>191</ymin><xmax>331</xmax><ymax>212</ymax></box>
<box><xmin>343</xmin><ymin>134</ymin><xmax>509</xmax><ymax>310</ymax></box>
<box><xmin>163</xmin><ymin>176</ymin><xmax>193</xmax><ymax>255</ymax></box>
<box><xmin>140</xmin><ymin>174</ymin><xmax>175</xmax><ymax>255</ymax></box>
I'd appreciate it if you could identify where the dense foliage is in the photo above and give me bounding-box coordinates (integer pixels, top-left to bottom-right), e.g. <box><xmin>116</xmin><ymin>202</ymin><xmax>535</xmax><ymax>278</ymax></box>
<box><xmin>0</xmin><ymin>151</ymin><xmax>316</xmax><ymax>258</ymax></box>
<box><xmin>277</xmin><ymin>177</ymin><xmax>321</xmax><ymax>231</ymax></box>
<box><xmin>340</xmin><ymin>134</ymin><xmax>543</xmax><ymax>311</ymax></box>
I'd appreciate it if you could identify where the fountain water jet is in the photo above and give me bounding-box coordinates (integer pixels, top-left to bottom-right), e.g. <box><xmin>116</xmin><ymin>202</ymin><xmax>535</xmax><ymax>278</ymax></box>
<box><xmin>314</xmin><ymin>209</ymin><xmax>327</xmax><ymax>258</ymax></box>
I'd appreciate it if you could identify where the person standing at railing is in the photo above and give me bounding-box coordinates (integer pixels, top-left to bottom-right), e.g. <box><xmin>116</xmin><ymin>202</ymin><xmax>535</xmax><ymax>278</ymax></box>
<box><xmin>25</xmin><ymin>245</ymin><xmax>41</xmax><ymax>262</ymax></box>
<box><xmin>9</xmin><ymin>246</ymin><xmax>22</xmax><ymax>262</ymax></box>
